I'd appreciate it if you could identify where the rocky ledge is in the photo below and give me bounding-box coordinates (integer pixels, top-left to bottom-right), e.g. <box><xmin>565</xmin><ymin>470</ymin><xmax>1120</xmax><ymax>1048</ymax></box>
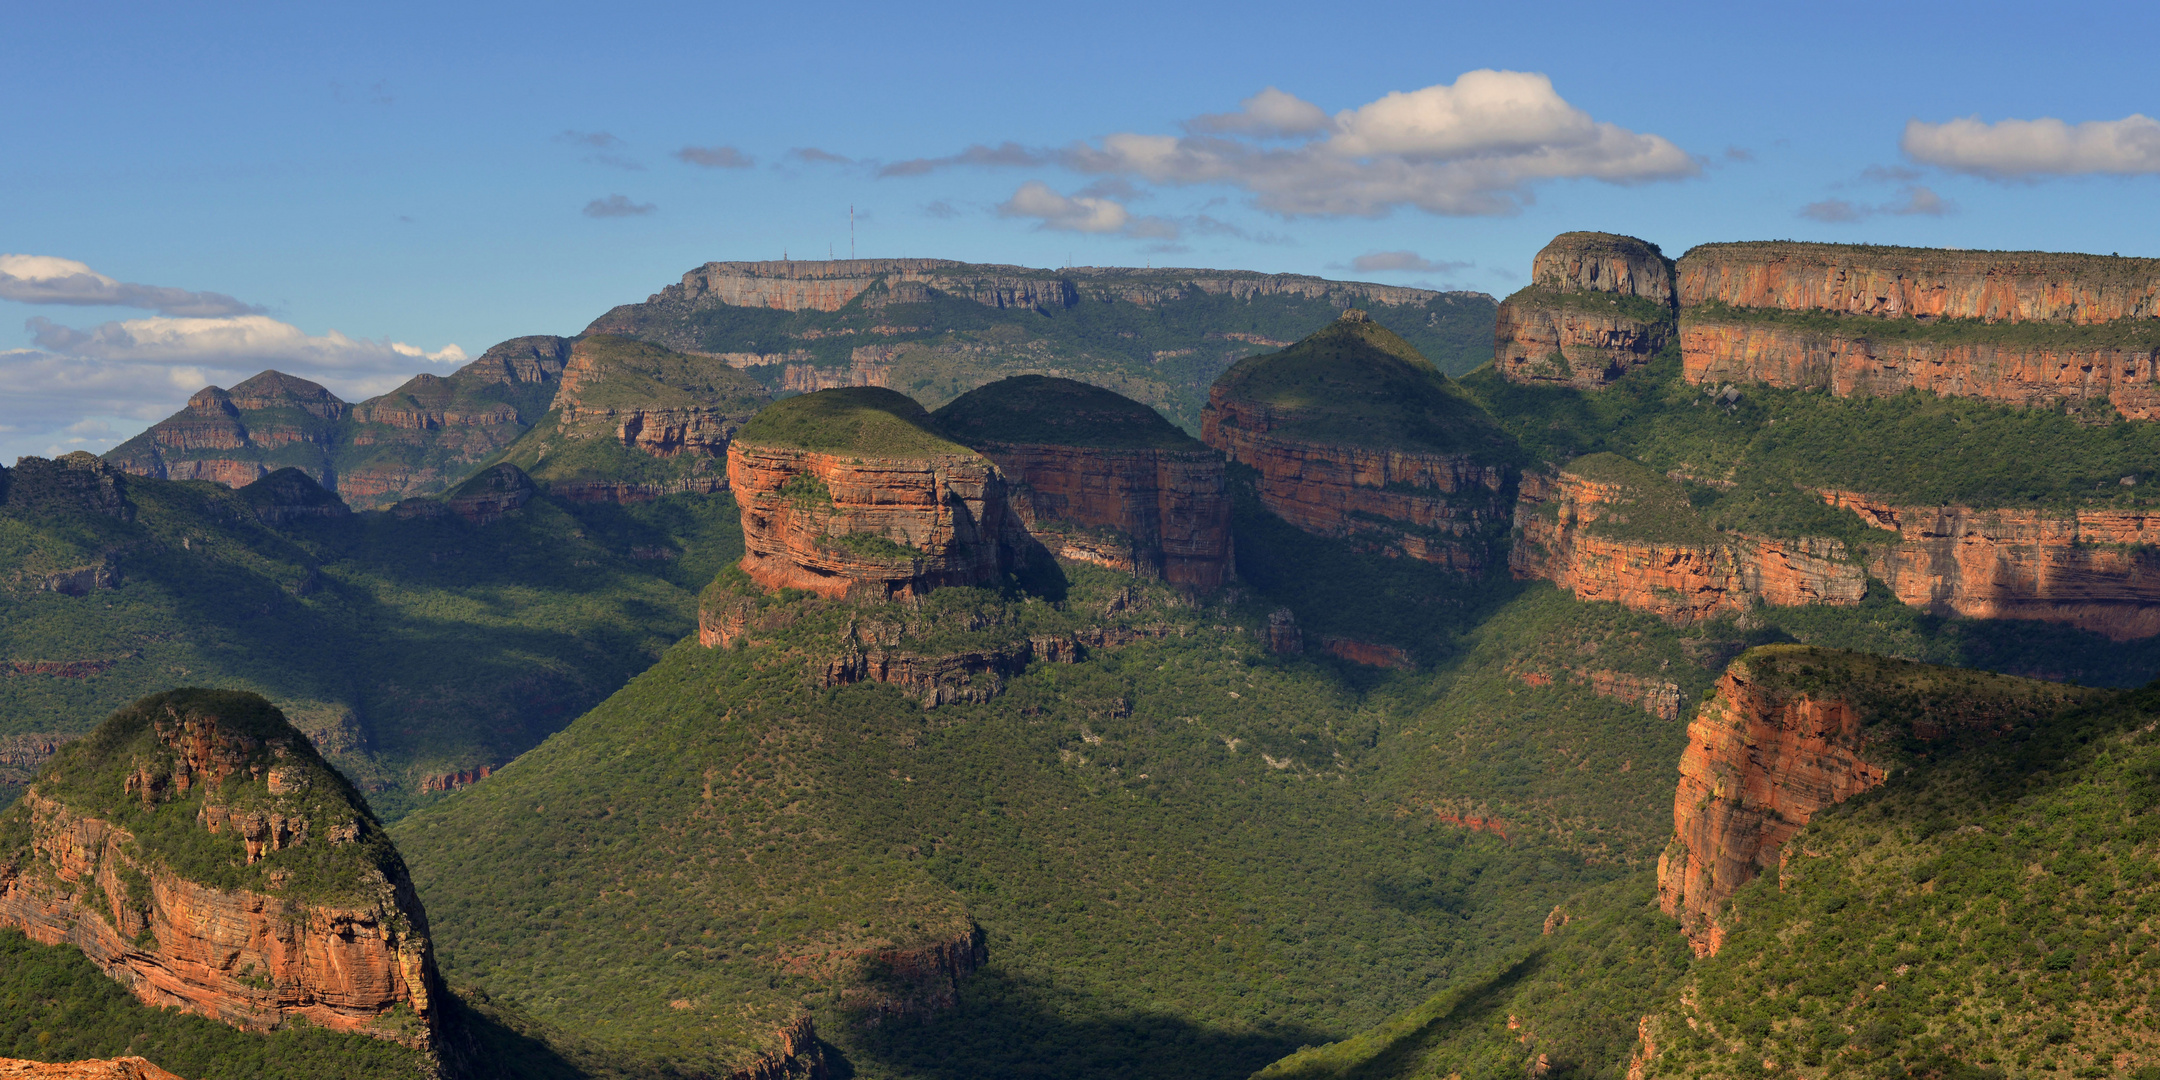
<box><xmin>0</xmin><ymin>690</ymin><xmax>440</xmax><ymax>1047</ymax></box>
<box><xmin>1493</xmin><ymin>232</ymin><xmax>1677</xmax><ymax>389</ymax></box>
<box><xmin>1655</xmin><ymin>646</ymin><xmax>2091</xmax><ymax>955</ymax></box>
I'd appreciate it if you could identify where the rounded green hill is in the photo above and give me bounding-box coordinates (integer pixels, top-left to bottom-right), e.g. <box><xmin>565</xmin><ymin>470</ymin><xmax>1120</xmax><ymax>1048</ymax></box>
<box><xmin>933</xmin><ymin>375</ymin><xmax>1201</xmax><ymax>451</ymax></box>
<box><xmin>1214</xmin><ymin>310</ymin><xmax>1516</xmax><ymax>457</ymax></box>
<box><xmin>736</xmin><ymin>386</ymin><xmax>972</xmax><ymax>456</ymax></box>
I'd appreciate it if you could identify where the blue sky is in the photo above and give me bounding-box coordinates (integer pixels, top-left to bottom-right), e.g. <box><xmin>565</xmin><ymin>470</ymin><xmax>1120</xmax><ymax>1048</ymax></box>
<box><xmin>4</xmin><ymin>0</ymin><xmax>2158</xmax><ymax>461</ymax></box>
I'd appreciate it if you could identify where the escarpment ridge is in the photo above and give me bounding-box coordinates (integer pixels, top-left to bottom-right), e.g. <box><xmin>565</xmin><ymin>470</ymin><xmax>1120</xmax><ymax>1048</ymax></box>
<box><xmin>0</xmin><ymin>690</ymin><xmax>440</xmax><ymax>1046</ymax></box>
<box><xmin>1655</xmin><ymin>646</ymin><xmax>2092</xmax><ymax>955</ymax></box>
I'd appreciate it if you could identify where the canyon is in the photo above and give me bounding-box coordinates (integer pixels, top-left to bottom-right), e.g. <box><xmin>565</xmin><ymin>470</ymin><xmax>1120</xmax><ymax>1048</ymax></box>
<box><xmin>0</xmin><ymin>691</ymin><xmax>439</xmax><ymax>1047</ymax></box>
<box><xmin>1654</xmin><ymin>645</ymin><xmax>2091</xmax><ymax>955</ymax></box>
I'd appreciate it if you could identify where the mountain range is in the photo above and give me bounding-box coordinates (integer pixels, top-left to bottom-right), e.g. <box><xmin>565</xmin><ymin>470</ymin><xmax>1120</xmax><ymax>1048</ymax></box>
<box><xmin>4</xmin><ymin>235</ymin><xmax>2160</xmax><ymax>1079</ymax></box>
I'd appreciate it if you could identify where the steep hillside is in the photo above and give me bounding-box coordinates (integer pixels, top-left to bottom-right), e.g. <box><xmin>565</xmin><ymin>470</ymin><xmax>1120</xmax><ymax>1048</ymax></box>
<box><xmin>1204</xmin><ymin>310</ymin><xmax>1520</xmax><ymax>573</ymax></box>
<box><xmin>0</xmin><ymin>454</ymin><xmax>745</xmax><ymax>817</ymax></box>
<box><xmin>0</xmin><ymin>690</ymin><xmax>439</xmax><ymax>1077</ymax></box>
<box><xmin>585</xmin><ymin>258</ymin><xmax>1498</xmax><ymax>430</ymax></box>
<box><xmin>486</xmin><ymin>335</ymin><xmax>769</xmax><ymax>503</ymax></box>
<box><xmin>935</xmin><ymin>376</ymin><xmax>1233</xmax><ymax>589</ymax></box>
<box><xmin>105</xmin><ymin>338</ymin><xmax>569</xmax><ymax>510</ymax></box>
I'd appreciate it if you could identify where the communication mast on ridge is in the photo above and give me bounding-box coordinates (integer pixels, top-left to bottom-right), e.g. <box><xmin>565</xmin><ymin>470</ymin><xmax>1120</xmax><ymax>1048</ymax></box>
<box><xmin>850</xmin><ymin>205</ymin><xmax>856</xmax><ymax>261</ymax></box>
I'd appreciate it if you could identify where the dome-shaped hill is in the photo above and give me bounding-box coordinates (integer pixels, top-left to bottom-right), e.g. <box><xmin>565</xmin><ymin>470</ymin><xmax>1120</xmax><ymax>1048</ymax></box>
<box><xmin>1209</xmin><ymin>310</ymin><xmax>1513</xmax><ymax>457</ymax></box>
<box><xmin>737</xmin><ymin>386</ymin><xmax>972</xmax><ymax>457</ymax></box>
<box><xmin>932</xmin><ymin>375</ymin><xmax>1200</xmax><ymax>451</ymax></box>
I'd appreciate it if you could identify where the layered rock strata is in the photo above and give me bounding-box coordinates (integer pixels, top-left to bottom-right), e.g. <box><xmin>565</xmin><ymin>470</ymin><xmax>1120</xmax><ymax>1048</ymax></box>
<box><xmin>1671</xmin><ymin>241</ymin><xmax>2160</xmax><ymax>414</ymax></box>
<box><xmin>1510</xmin><ymin>463</ymin><xmax>1865</xmax><ymax>622</ymax></box>
<box><xmin>0</xmin><ymin>1059</ymin><xmax>185</xmax><ymax>1080</ymax></box>
<box><xmin>1205</xmin><ymin>311</ymin><xmax>1518</xmax><ymax>571</ymax></box>
<box><xmin>1823</xmin><ymin>489</ymin><xmax>2160</xmax><ymax>639</ymax></box>
<box><xmin>728</xmin><ymin>388</ymin><xmax>1029</xmax><ymax>600</ymax></box>
<box><xmin>1655</xmin><ymin>646</ymin><xmax>2090</xmax><ymax>955</ymax></box>
<box><xmin>0</xmin><ymin>690</ymin><xmax>440</xmax><ymax>1045</ymax></box>
<box><xmin>104</xmin><ymin>372</ymin><xmax>346</xmax><ymax>490</ymax></box>
<box><xmin>935</xmin><ymin>376</ymin><xmax>1234</xmax><ymax>590</ymax></box>
<box><xmin>1494</xmin><ymin>233</ymin><xmax>1676</xmax><ymax>388</ymax></box>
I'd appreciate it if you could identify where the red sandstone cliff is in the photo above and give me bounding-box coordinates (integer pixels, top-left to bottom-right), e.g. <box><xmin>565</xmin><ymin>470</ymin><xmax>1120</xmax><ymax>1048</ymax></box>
<box><xmin>1510</xmin><ymin>463</ymin><xmax>1864</xmax><ymax>622</ymax></box>
<box><xmin>1680</xmin><ymin>318</ymin><xmax>2160</xmax><ymax>418</ymax></box>
<box><xmin>1822</xmin><ymin>489</ymin><xmax>2160</xmax><ymax>639</ymax></box>
<box><xmin>1655</xmin><ymin>646</ymin><xmax>2089</xmax><ymax>954</ymax></box>
<box><xmin>1494</xmin><ymin>233</ymin><xmax>1676</xmax><ymax>389</ymax></box>
<box><xmin>0</xmin><ymin>1059</ymin><xmax>185</xmax><ymax>1080</ymax></box>
<box><xmin>0</xmin><ymin>691</ymin><xmax>439</xmax><ymax>1047</ymax></box>
<box><xmin>1676</xmin><ymin>242</ymin><xmax>2160</xmax><ymax>325</ymax></box>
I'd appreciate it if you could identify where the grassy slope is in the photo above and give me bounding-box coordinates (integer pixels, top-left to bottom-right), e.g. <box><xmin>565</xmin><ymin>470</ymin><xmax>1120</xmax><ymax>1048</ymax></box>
<box><xmin>0</xmin><ymin>474</ymin><xmax>744</xmax><ymax>818</ymax></box>
<box><xmin>735</xmin><ymin>385</ymin><xmax>972</xmax><ymax>456</ymax></box>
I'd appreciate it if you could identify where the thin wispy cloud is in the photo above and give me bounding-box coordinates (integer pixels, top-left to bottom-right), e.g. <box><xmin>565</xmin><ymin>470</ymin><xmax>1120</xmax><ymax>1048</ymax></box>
<box><xmin>790</xmin><ymin>147</ymin><xmax>855</xmax><ymax>165</ymax></box>
<box><xmin>583</xmin><ymin>195</ymin><xmax>657</xmax><ymax>218</ymax></box>
<box><xmin>1904</xmin><ymin>114</ymin><xmax>2160</xmax><ymax>177</ymax></box>
<box><xmin>881</xmin><ymin>71</ymin><xmax>1697</xmax><ymax>218</ymax></box>
<box><xmin>677</xmin><ymin>145</ymin><xmax>754</xmax><ymax>168</ymax></box>
<box><xmin>0</xmin><ymin>255</ymin><xmax>263</xmax><ymax>317</ymax></box>
<box><xmin>1800</xmin><ymin>185</ymin><xmax>1953</xmax><ymax>223</ymax></box>
<box><xmin>1345</xmin><ymin>251</ymin><xmax>1472</xmax><ymax>274</ymax></box>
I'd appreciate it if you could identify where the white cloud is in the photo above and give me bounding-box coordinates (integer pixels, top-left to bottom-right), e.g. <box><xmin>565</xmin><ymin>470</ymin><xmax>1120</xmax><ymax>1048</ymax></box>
<box><xmin>998</xmin><ymin>181</ymin><xmax>1177</xmax><ymax>238</ymax></box>
<box><xmin>0</xmin><ymin>254</ymin><xmax>262</xmax><ymax>317</ymax></box>
<box><xmin>26</xmin><ymin>313</ymin><xmax>464</xmax><ymax>374</ymax></box>
<box><xmin>888</xmin><ymin>70</ymin><xmax>1696</xmax><ymax>218</ymax></box>
<box><xmin>1903</xmin><ymin>114</ymin><xmax>2160</xmax><ymax>177</ymax></box>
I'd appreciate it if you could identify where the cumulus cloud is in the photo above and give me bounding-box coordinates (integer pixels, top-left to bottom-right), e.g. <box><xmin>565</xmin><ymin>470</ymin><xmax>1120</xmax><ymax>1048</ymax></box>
<box><xmin>677</xmin><ymin>145</ymin><xmax>754</xmax><ymax>168</ymax></box>
<box><xmin>1187</xmin><ymin>87</ymin><xmax>1332</xmax><ymax>137</ymax></box>
<box><xmin>583</xmin><ymin>195</ymin><xmax>656</xmax><ymax>218</ymax></box>
<box><xmin>1800</xmin><ymin>185</ymin><xmax>1953</xmax><ymax>223</ymax></box>
<box><xmin>1</xmin><ymin>315</ymin><xmax>467</xmax><ymax>461</ymax></box>
<box><xmin>1903</xmin><ymin>114</ymin><xmax>2160</xmax><ymax>177</ymax></box>
<box><xmin>997</xmin><ymin>182</ymin><xmax>1177</xmax><ymax>238</ymax></box>
<box><xmin>1348</xmin><ymin>250</ymin><xmax>1472</xmax><ymax>274</ymax></box>
<box><xmin>0</xmin><ymin>255</ymin><xmax>262</xmax><ymax>317</ymax></box>
<box><xmin>886</xmin><ymin>70</ymin><xmax>1696</xmax><ymax>217</ymax></box>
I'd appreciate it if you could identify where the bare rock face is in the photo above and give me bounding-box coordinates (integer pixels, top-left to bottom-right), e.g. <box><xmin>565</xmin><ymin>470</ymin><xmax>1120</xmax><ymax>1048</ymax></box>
<box><xmin>1204</xmin><ymin>311</ymin><xmax>1519</xmax><ymax>572</ymax></box>
<box><xmin>1532</xmin><ymin>231</ymin><xmax>1676</xmax><ymax>303</ymax></box>
<box><xmin>1510</xmin><ymin>456</ymin><xmax>1864</xmax><ymax>622</ymax></box>
<box><xmin>1676</xmin><ymin>242</ymin><xmax>2160</xmax><ymax>324</ymax></box>
<box><xmin>0</xmin><ymin>690</ymin><xmax>440</xmax><ymax>1047</ymax></box>
<box><xmin>0</xmin><ymin>1058</ymin><xmax>186</xmax><ymax>1080</ymax></box>
<box><xmin>1495</xmin><ymin>233</ymin><xmax>1677</xmax><ymax>389</ymax></box>
<box><xmin>1680</xmin><ymin>319</ymin><xmax>2160</xmax><ymax>418</ymax></box>
<box><xmin>934</xmin><ymin>376</ymin><xmax>1233</xmax><ymax>590</ymax></box>
<box><xmin>1823</xmin><ymin>490</ymin><xmax>2160</xmax><ymax>639</ymax></box>
<box><xmin>728</xmin><ymin>387</ymin><xmax>1028</xmax><ymax>600</ymax></box>
<box><xmin>1655</xmin><ymin>646</ymin><xmax>2090</xmax><ymax>955</ymax></box>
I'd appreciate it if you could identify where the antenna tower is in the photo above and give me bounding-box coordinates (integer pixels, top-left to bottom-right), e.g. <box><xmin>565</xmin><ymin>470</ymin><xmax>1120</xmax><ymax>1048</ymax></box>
<box><xmin>850</xmin><ymin>205</ymin><xmax>856</xmax><ymax>261</ymax></box>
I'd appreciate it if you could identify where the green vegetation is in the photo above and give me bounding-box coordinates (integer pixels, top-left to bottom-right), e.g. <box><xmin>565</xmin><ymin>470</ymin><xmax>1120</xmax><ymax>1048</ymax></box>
<box><xmin>1505</xmin><ymin>285</ymin><xmax>1672</xmax><ymax>326</ymax></box>
<box><xmin>1686</xmin><ymin>299</ymin><xmax>2160</xmax><ymax>352</ymax></box>
<box><xmin>735</xmin><ymin>385</ymin><xmax>973</xmax><ymax>455</ymax></box>
<box><xmin>933</xmin><ymin>374</ymin><xmax>1202</xmax><ymax>451</ymax></box>
<box><xmin>1561</xmin><ymin>453</ymin><xmax>1721</xmax><ymax>546</ymax></box>
<box><xmin>1655</xmin><ymin>681</ymin><xmax>2160</xmax><ymax>1078</ymax></box>
<box><xmin>1215</xmin><ymin>314</ymin><xmax>1519</xmax><ymax>457</ymax></box>
<box><xmin>1463</xmin><ymin>344</ymin><xmax>2160</xmax><ymax>511</ymax></box>
<box><xmin>554</xmin><ymin>334</ymin><xmax>768</xmax><ymax>413</ymax></box>
<box><xmin>3</xmin><ymin>689</ymin><xmax>408</xmax><ymax>908</ymax></box>
<box><xmin>0</xmin><ymin>928</ymin><xmax>429</xmax><ymax>1080</ymax></box>
<box><xmin>0</xmin><ymin>467</ymin><xmax>745</xmax><ymax>818</ymax></box>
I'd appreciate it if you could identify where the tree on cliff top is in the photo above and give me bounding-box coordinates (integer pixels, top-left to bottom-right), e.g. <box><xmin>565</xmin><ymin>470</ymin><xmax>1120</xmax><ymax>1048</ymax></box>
<box><xmin>736</xmin><ymin>385</ymin><xmax>974</xmax><ymax>456</ymax></box>
<box><xmin>933</xmin><ymin>374</ymin><xmax>1202</xmax><ymax>452</ymax></box>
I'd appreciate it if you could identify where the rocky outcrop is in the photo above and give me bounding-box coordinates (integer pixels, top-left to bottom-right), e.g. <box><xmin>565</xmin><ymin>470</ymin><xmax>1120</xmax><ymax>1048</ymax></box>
<box><xmin>935</xmin><ymin>376</ymin><xmax>1234</xmax><ymax>590</ymax></box>
<box><xmin>0</xmin><ymin>690</ymin><xmax>440</xmax><ymax>1046</ymax></box>
<box><xmin>1680</xmin><ymin>318</ymin><xmax>2160</xmax><ymax>418</ymax></box>
<box><xmin>443</xmin><ymin>463</ymin><xmax>535</xmax><ymax>524</ymax></box>
<box><xmin>104</xmin><ymin>373</ymin><xmax>346</xmax><ymax>491</ymax></box>
<box><xmin>1676</xmin><ymin>242</ymin><xmax>2160</xmax><ymax>324</ymax></box>
<box><xmin>5</xmin><ymin>453</ymin><xmax>134</xmax><ymax>520</ymax></box>
<box><xmin>1510</xmin><ymin>461</ymin><xmax>1865</xmax><ymax>622</ymax></box>
<box><xmin>1655</xmin><ymin>646</ymin><xmax>2090</xmax><ymax>954</ymax></box>
<box><xmin>1205</xmin><ymin>311</ymin><xmax>1519</xmax><ymax>572</ymax></box>
<box><xmin>1318</xmin><ymin>638</ymin><xmax>1414</xmax><ymax>669</ymax></box>
<box><xmin>238</xmin><ymin>468</ymin><xmax>350</xmax><ymax>525</ymax></box>
<box><xmin>728</xmin><ymin>388</ymin><xmax>1029</xmax><ymax>600</ymax></box>
<box><xmin>1495</xmin><ymin>234</ymin><xmax>1676</xmax><ymax>389</ymax></box>
<box><xmin>1517</xmin><ymin>668</ymin><xmax>1683</xmax><ymax>720</ymax></box>
<box><xmin>1822</xmin><ymin>489</ymin><xmax>2160</xmax><ymax>639</ymax></box>
<box><xmin>0</xmin><ymin>1058</ymin><xmax>185</xmax><ymax>1080</ymax></box>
